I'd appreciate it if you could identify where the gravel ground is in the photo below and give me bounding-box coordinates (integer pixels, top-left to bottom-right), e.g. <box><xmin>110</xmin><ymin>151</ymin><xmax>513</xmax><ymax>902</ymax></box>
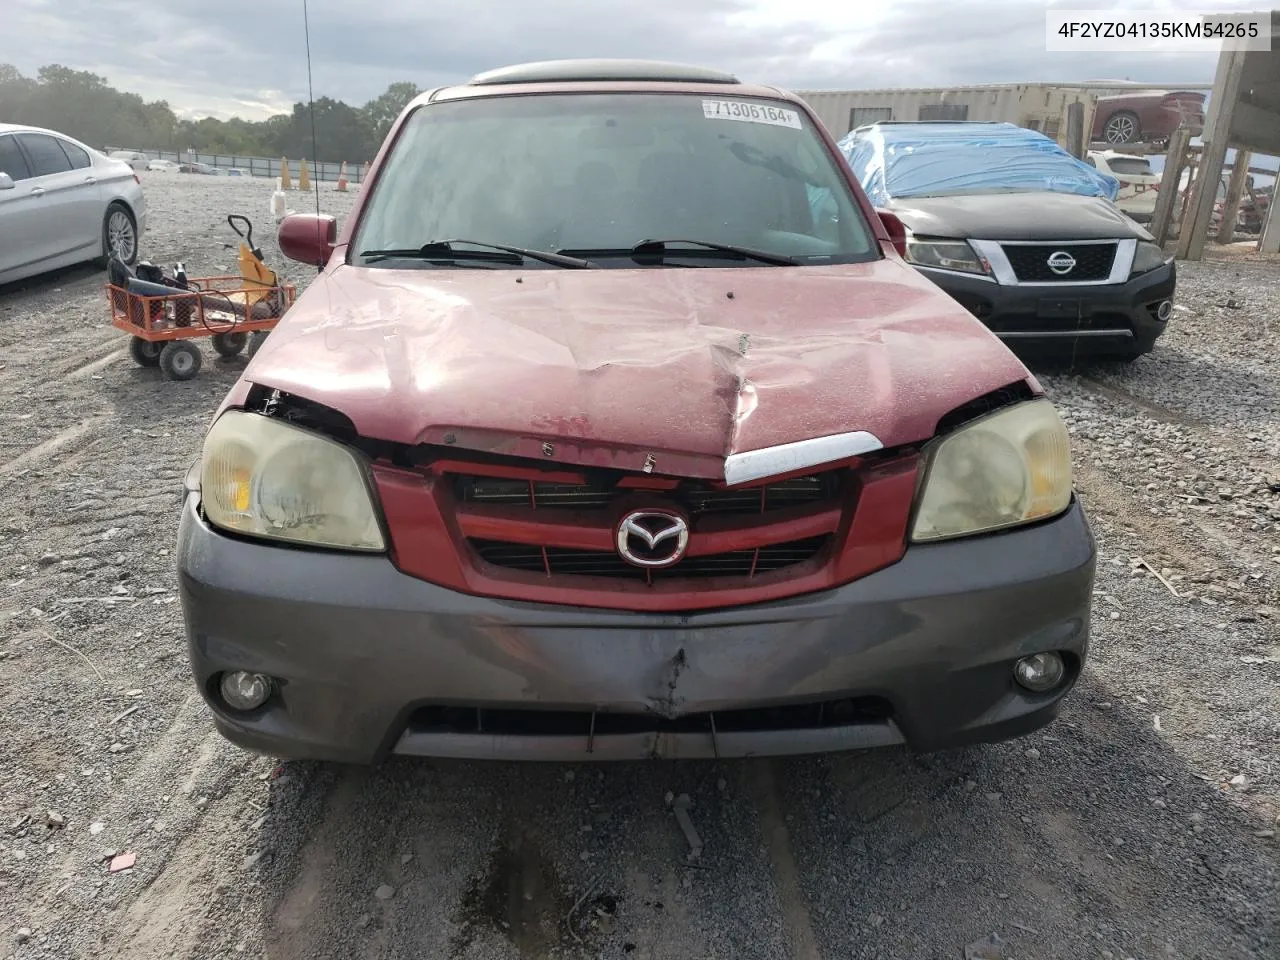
<box><xmin>0</xmin><ymin>173</ymin><xmax>1276</xmax><ymax>960</ymax></box>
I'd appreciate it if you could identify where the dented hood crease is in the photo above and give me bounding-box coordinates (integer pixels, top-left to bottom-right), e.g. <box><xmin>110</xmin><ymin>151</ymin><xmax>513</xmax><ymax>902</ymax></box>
<box><xmin>241</xmin><ymin>259</ymin><xmax>1030</xmax><ymax>468</ymax></box>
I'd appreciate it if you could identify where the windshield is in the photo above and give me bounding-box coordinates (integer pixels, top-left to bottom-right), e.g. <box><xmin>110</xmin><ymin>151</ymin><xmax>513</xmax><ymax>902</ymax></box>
<box><xmin>351</xmin><ymin>92</ymin><xmax>877</xmax><ymax>267</ymax></box>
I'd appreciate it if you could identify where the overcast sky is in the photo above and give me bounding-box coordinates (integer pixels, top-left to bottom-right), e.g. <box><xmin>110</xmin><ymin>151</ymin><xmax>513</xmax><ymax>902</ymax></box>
<box><xmin>6</xmin><ymin>0</ymin><xmax>1257</xmax><ymax>120</ymax></box>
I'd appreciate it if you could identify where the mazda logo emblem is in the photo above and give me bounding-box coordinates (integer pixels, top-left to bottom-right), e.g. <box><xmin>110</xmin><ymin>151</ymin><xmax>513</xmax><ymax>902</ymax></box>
<box><xmin>615</xmin><ymin>510</ymin><xmax>689</xmax><ymax>568</ymax></box>
<box><xmin>1046</xmin><ymin>251</ymin><xmax>1077</xmax><ymax>275</ymax></box>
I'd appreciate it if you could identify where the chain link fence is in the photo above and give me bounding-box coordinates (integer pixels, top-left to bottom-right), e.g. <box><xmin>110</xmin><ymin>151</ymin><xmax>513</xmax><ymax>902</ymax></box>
<box><xmin>107</xmin><ymin>147</ymin><xmax>369</xmax><ymax>182</ymax></box>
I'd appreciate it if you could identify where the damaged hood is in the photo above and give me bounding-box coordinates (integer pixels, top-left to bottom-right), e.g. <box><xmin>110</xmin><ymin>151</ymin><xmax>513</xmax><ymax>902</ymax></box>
<box><xmin>237</xmin><ymin>258</ymin><xmax>1032</xmax><ymax>475</ymax></box>
<box><xmin>887</xmin><ymin>192</ymin><xmax>1153</xmax><ymax>242</ymax></box>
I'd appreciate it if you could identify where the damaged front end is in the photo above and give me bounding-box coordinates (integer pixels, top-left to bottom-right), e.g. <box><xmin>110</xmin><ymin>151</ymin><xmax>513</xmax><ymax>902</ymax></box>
<box><xmin>177</xmin><ymin>374</ymin><xmax>1093</xmax><ymax>765</ymax></box>
<box><xmin>220</xmin><ymin>382</ymin><xmax>936</xmax><ymax>614</ymax></box>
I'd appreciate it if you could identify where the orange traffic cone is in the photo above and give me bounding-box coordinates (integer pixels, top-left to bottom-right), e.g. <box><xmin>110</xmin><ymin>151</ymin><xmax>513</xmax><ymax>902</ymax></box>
<box><xmin>335</xmin><ymin>161</ymin><xmax>349</xmax><ymax>192</ymax></box>
<box><xmin>298</xmin><ymin>159</ymin><xmax>311</xmax><ymax>192</ymax></box>
<box><xmin>279</xmin><ymin>157</ymin><xmax>292</xmax><ymax>191</ymax></box>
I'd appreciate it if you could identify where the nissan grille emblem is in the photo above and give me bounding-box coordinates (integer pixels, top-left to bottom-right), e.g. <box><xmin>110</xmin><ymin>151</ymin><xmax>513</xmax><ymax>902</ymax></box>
<box><xmin>1046</xmin><ymin>251</ymin><xmax>1077</xmax><ymax>276</ymax></box>
<box><xmin>615</xmin><ymin>510</ymin><xmax>690</xmax><ymax>569</ymax></box>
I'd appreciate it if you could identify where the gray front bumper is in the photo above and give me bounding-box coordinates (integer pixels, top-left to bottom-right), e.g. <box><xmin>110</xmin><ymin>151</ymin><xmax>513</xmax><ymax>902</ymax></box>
<box><xmin>177</xmin><ymin>493</ymin><xmax>1096</xmax><ymax>763</ymax></box>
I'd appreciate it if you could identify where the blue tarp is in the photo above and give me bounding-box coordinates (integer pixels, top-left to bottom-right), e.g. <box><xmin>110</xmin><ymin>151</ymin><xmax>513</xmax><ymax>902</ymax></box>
<box><xmin>836</xmin><ymin>122</ymin><xmax>1121</xmax><ymax>206</ymax></box>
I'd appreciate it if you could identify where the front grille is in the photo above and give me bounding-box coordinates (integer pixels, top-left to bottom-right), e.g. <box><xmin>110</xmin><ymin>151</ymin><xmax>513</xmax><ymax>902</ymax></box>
<box><xmin>1002</xmin><ymin>243</ymin><xmax>1117</xmax><ymax>282</ymax></box>
<box><xmin>377</xmin><ymin>454</ymin><xmax>919</xmax><ymax>610</ymax></box>
<box><xmin>455</xmin><ymin>474</ymin><xmax>833</xmax><ymax>514</ymax></box>
<box><xmin>470</xmin><ymin>536</ymin><xmax>829</xmax><ymax>580</ymax></box>
<box><xmin>407</xmin><ymin>696</ymin><xmax>893</xmax><ymax>737</ymax></box>
<box><xmin>984</xmin><ymin>311</ymin><xmax>1135</xmax><ymax>333</ymax></box>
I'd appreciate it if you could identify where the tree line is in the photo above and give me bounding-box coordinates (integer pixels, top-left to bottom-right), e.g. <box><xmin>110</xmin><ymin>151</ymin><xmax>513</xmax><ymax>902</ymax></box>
<box><xmin>0</xmin><ymin>64</ymin><xmax>420</xmax><ymax>163</ymax></box>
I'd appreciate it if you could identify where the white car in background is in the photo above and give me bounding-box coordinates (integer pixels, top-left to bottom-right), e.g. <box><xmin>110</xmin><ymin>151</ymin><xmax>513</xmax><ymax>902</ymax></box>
<box><xmin>0</xmin><ymin>123</ymin><xmax>147</xmax><ymax>286</ymax></box>
<box><xmin>109</xmin><ymin>150</ymin><xmax>152</xmax><ymax>172</ymax></box>
<box><xmin>148</xmin><ymin>158</ymin><xmax>180</xmax><ymax>173</ymax></box>
<box><xmin>1086</xmin><ymin>150</ymin><xmax>1161</xmax><ymax>223</ymax></box>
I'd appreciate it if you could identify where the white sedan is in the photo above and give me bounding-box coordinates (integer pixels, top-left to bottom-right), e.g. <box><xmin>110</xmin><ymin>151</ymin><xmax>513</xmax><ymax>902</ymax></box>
<box><xmin>0</xmin><ymin>123</ymin><xmax>148</xmax><ymax>286</ymax></box>
<box><xmin>1086</xmin><ymin>150</ymin><xmax>1161</xmax><ymax>224</ymax></box>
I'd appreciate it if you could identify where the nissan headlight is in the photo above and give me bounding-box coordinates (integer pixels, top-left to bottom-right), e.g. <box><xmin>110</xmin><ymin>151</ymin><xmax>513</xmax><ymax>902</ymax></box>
<box><xmin>911</xmin><ymin>398</ymin><xmax>1072</xmax><ymax>542</ymax></box>
<box><xmin>904</xmin><ymin>239</ymin><xmax>990</xmax><ymax>275</ymax></box>
<box><xmin>1130</xmin><ymin>240</ymin><xmax>1169</xmax><ymax>277</ymax></box>
<box><xmin>199</xmin><ymin>410</ymin><xmax>385</xmax><ymax>551</ymax></box>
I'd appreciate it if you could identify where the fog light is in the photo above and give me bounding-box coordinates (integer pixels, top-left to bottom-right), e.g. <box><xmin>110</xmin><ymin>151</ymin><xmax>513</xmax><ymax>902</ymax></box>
<box><xmin>1013</xmin><ymin>653</ymin><xmax>1065</xmax><ymax>693</ymax></box>
<box><xmin>1156</xmin><ymin>300</ymin><xmax>1173</xmax><ymax>322</ymax></box>
<box><xmin>219</xmin><ymin>671</ymin><xmax>272</xmax><ymax>711</ymax></box>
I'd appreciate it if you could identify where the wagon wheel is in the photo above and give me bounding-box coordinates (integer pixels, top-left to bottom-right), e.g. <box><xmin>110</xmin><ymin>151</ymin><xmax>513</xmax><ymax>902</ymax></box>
<box><xmin>159</xmin><ymin>341</ymin><xmax>203</xmax><ymax>381</ymax></box>
<box><xmin>1103</xmin><ymin>111</ymin><xmax>1140</xmax><ymax>145</ymax></box>
<box><xmin>211</xmin><ymin>331</ymin><xmax>249</xmax><ymax>358</ymax></box>
<box><xmin>129</xmin><ymin>336</ymin><xmax>163</xmax><ymax>367</ymax></box>
<box><xmin>246</xmin><ymin>330</ymin><xmax>270</xmax><ymax>359</ymax></box>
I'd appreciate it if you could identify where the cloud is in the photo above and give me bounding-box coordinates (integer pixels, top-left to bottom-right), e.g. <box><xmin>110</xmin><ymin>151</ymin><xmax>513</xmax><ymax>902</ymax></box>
<box><xmin>6</xmin><ymin>0</ymin><xmax>1242</xmax><ymax>120</ymax></box>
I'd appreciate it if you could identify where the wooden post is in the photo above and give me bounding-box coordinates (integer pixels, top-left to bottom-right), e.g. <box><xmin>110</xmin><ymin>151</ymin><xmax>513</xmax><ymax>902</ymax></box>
<box><xmin>1065</xmin><ymin>102</ymin><xmax>1085</xmax><ymax>159</ymax></box>
<box><xmin>1217</xmin><ymin>150</ymin><xmax>1251</xmax><ymax>245</ymax></box>
<box><xmin>1176</xmin><ymin>158</ymin><xmax>1199</xmax><ymax>235</ymax></box>
<box><xmin>1151</xmin><ymin>126</ymin><xmax>1192</xmax><ymax>246</ymax></box>
<box><xmin>1177</xmin><ymin>46</ymin><xmax>1246</xmax><ymax>261</ymax></box>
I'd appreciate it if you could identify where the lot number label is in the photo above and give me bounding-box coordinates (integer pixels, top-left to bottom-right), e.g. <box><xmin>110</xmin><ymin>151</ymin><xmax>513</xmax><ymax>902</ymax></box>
<box><xmin>702</xmin><ymin>100</ymin><xmax>802</xmax><ymax>129</ymax></box>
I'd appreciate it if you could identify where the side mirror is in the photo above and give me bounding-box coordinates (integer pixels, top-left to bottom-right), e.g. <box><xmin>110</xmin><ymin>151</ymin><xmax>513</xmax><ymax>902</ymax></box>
<box><xmin>278</xmin><ymin>213</ymin><xmax>337</xmax><ymax>267</ymax></box>
<box><xmin>876</xmin><ymin>209</ymin><xmax>907</xmax><ymax>258</ymax></box>
<box><xmin>0</xmin><ymin>173</ymin><xmax>14</xmax><ymax>191</ymax></box>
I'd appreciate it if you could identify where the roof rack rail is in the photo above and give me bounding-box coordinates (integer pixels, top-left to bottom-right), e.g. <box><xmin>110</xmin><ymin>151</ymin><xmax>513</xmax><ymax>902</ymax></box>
<box><xmin>468</xmin><ymin>59</ymin><xmax>740</xmax><ymax>86</ymax></box>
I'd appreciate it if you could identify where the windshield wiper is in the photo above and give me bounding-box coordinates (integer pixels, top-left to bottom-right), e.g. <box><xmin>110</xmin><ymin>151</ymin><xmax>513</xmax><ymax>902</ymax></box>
<box><xmin>361</xmin><ymin>239</ymin><xmax>597</xmax><ymax>269</ymax></box>
<box><xmin>559</xmin><ymin>239</ymin><xmax>799</xmax><ymax>266</ymax></box>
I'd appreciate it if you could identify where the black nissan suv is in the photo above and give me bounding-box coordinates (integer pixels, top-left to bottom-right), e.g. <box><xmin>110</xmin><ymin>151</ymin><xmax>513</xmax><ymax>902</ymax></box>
<box><xmin>838</xmin><ymin>120</ymin><xmax>1175</xmax><ymax>362</ymax></box>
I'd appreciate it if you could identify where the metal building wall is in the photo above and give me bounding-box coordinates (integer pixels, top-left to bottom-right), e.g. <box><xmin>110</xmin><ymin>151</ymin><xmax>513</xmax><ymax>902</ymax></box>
<box><xmin>795</xmin><ymin>85</ymin><xmax>1104</xmax><ymax>146</ymax></box>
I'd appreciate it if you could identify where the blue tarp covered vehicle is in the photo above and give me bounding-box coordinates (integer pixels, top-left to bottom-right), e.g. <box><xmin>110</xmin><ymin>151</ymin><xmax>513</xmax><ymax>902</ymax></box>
<box><xmin>836</xmin><ymin>121</ymin><xmax>1120</xmax><ymax>207</ymax></box>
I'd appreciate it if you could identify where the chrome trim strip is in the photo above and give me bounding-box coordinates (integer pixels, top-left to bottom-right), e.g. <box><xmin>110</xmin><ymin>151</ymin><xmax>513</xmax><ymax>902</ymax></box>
<box><xmin>968</xmin><ymin>238</ymin><xmax>1137</xmax><ymax>287</ymax></box>
<box><xmin>912</xmin><ymin>264</ymin><xmax>997</xmax><ymax>283</ymax></box>
<box><xmin>1108</xmin><ymin>238</ymin><xmax>1138</xmax><ymax>283</ymax></box>
<box><xmin>995</xmin><ymin>329</ymin><xmax>1134</xmax><ymax>339</ymax></box>
<box><xmin>969</xmin><ymin>239</ymin><xmax>1016</xmax><ymax>285</ymax></box>
<box><xmin>723</xmin><ymin>431</ymin><xmax>884</xmax><ymax>486</ymax></box>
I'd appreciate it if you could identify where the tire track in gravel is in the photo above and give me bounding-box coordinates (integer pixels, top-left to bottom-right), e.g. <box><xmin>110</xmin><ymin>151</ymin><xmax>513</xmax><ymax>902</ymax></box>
<box><xmin>768</xmin><ymin>729</ymin><xmax>1274</xmax><ymax>959</ymax></box>
<box><xmin>1073</xmin><ymin>457</ymin><xmax>1261</xmax><ymax>585</ymax></box>
<box><xmin>1048</xmin><ymin>371</ymin><xmax>1280</xmax><ymax>599</ymax></box>
<box><xmin>0</xmin><ymin>416</ymin><xmax>107</xmax><ymax>476</ymax></box>
<box><xmin>744</xmin><ymin>762</ymin><xmax>821</xmax><ymax>960</ymax></box>
<box><xmin>267</xmin><ymin>768</ymin><xmax>372</xmax><ymax>953</ymax></box>
<box><xmin>64</xmin><ymin>347</ymin><xmax>128</xmax><ymax>382</ymax></box>
<box><xmin>44</xmin><ymin>334</ymin><xmax>128</xmax><ymax>381</ymax></box>
<box><xmin>248</xmin><ymin>759</ymin><xmax>808</xmax><ymax>960</ymax></box>
<box><xmin>1076</xmin><ymin>373</ymin><xmax>1280</xmax><ymax>470</ymax></box>
<box><xmin>23</xmin><ymin>697</ymin><xmax>258</xmax><ymax>960</ymax></box>
<box><xmin>264</xmin><ymin>761</ymin><xmax>502</xmax><ymax>960</ymax></box>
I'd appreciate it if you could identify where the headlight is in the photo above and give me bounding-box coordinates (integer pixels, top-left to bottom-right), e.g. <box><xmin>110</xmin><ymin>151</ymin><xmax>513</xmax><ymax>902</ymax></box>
<box><xmin>200</xmin><ymin>410</ymin><xmax>385</xmax><ymax>551</ymax></box>
<box><xmin>911</xmin><ymin>398</ymin><xmax>1072</xmax><ymax>542</ymax></box>
<box><xmin>1130</xmin><ymin>240</ymin><xmax>1168</xmax><ymax>276</ymax></box>
<box><xmin>904</xmin><ymin>239</ymin><xmax>990</xmax><ymax>275</ymax></box>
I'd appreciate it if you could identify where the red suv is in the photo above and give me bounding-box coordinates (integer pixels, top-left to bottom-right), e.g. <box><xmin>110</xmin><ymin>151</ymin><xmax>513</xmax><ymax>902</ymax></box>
<box><xmin>176</xmin><ymin>60</ymin><xmax>1096</xmax><ymax>764</ymax></box>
